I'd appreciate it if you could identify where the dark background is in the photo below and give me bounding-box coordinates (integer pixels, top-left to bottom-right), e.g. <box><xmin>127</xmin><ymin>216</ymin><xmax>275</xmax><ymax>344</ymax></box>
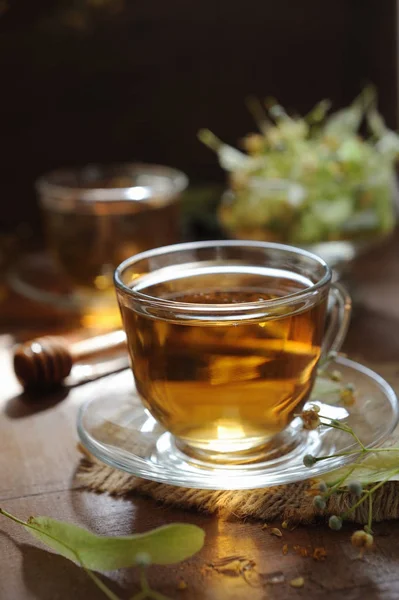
<box><xmin>0</xmin><ymin>0</ymin><xmax>397</xmax><ymax>232</ymax></box>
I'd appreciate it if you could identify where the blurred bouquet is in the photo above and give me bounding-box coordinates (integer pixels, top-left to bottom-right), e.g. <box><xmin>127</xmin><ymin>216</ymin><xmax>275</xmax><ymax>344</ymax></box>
<box><xmin>199</xmin><ymin>89</ymin><xmax>397</xmax><ymax>261</ymax></box>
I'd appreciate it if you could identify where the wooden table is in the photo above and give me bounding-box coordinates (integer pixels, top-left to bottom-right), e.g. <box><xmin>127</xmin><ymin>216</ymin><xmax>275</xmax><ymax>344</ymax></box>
<box><xmin>1</xmin><ymin>234</ymin><xmax>399</xmax><ymax>600</ymax></box>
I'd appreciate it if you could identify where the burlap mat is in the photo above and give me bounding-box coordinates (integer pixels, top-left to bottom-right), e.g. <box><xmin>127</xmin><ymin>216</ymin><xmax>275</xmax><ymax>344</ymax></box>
<box><xmin>76</xmin><ymin>362</ymin><xmax>399</xmax><ymax>524</ymax></box>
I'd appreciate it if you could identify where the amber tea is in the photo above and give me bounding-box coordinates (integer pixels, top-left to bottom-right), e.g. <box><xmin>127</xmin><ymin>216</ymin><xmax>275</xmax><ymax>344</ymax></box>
<box><xmin>119</xmin><ymin>263</ymin><xmax>327</xmax><ymax>455</ymax></box>
<box><xmin>44</xmin><ymin>201</ymin><xmax>179</xmax><ymax>292</ymax></box>
<box><xmin>38</xmin><ymin>164</ymin><xmax>187</xmax><ymax>328</ymax></box>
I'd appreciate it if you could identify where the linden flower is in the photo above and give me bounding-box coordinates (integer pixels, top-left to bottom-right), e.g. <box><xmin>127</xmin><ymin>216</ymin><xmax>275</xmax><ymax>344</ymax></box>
<box><xmin>313</xmin><ymin>495</ymin><xmax>327</xmax><ymax>511</ymax></box>
<box><xmin>340</xmin><ymin>384</ymin><xmax>356</xmax><ymax>407</ymax></box>
<box><xmin>318</xmin><ymin>481</ymin><xmax>328</xmax><ymax>493</ymax></box>
<box><xmin>267</xmin><ymin>127</ymin><xmax>283</xmax><ymax>147</ymax></box>
<box><xmin>329</xmin><ymin>369</ymin><xmax>342</xmax><ymax>382</ymax></box>
<box><xmin>329</xmin><ymin>515</ymin><xmax>343</xmax><ymax>531</ymax></box>
<box><xmin>301</xmin><ymin>409</ymin><xmax>321</xmax><ymax>430</ymax></box>
<box><xmin>348</xmin><ymin>481</ymin><xmax>363</xmax><ymax>498</ymax></box>
<box><xmin>351</xmin><ymin>530</ymin><xmax>374</xmax><ymax>554</ymax></box>
<box><xmin>242</xmin><ymin>133</ymin><xmax>264</xmax><ymax>154</ymax></box>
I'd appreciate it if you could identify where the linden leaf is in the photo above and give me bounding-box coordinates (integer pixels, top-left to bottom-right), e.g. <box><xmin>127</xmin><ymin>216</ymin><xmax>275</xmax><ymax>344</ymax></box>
<box><xmin>322</xmin><ymin>448</ymin><xmax>399</xmax><ymax>485</ymax></box>
<box><xmin>310</xmin><ymin>377</ymin><xmax>341</xmax><ymax>402</ymax></box>
<box><xmin>21</xmin><ymin>516</ymin><xmax>205</xmax><ymax>570</ymax></box>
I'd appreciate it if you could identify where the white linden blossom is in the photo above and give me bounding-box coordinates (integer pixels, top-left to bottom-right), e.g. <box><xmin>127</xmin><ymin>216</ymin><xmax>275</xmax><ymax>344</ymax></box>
<box><xmin>199</xmin><ymin>87</ymin><xmax>396</xmax><ymax>247</ymax></box>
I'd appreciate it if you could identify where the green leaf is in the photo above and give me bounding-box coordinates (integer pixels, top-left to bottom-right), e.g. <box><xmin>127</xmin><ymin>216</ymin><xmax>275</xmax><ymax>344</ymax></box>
<box><xmin>22</xmin><ymin>516</ymin><xmax>204</xmax><ymax>571</ymax></box>
<box><xmin>311</xmin><ymin>377</ymin><xmax>341</xmax><ymax>400</ymax></box>
<box><xmin>322</xmin><ymin>448</ymin><xmax>399</xmax><ymax>486</ymax></box>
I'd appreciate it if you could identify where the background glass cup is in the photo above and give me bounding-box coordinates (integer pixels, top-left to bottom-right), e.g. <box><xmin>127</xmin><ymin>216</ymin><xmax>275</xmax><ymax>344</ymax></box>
<box><xmin>115</xmin><ymin>240</ymin><xmax>351</xmax><ymax>464</ymax></box>
<box><xmin>37</xmin><ymin>163</ymin><xmax>188</xmax><ymax>328</ymax></box>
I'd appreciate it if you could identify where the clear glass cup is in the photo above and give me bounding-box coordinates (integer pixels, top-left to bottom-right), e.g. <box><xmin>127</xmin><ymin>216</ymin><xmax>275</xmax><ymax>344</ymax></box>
<box><xmin>114</xmin><ymin>240</ymin><xmax>351</xmax><ymax>464</ymax></box>
<box><xmin>37</xmin><ymin>163</ymin><xmax>188</xmax><ymax>328</ymax></box>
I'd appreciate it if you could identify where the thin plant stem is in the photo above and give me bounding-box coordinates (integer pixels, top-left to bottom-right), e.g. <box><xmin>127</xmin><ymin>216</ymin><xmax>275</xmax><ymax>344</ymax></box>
<box><xmin>317</xmin><ymin>352</ymin><xmax>337</xmax><ymax>370</ymax></box>
<box><xmin>149</xmin><ymin>591</ymin><xmax>173</xmax><ymax>600</ymax></box>
<box><xmin>131</xmin><ymin>567</ymin><xmax>172</xmax><ymax>600</ymax></box>
<box><xmin>130</xmin><ymin>592</ymin><xmax>147</xmax><ymax>600</ymax></box>
<box><xmin>315</xmin><ymin>450</ymin><xmax>363</xmax><ymax>461</ymax></box>
<box><xmin>0</xmin><ymin>508</ymin><xmax>28</xmax><ymax>526</ymax></box>
<box><xmin>319</xmin><ymin>418</ymin><xmax>366</xmax><ymax>450</ymax></box>
<box><xmin>325</xmin><ymin>466</ymin><xmax>356</xmax><ymax>497</ymax></box>
<box><xmin>368</xmin><ymin>494</ymin><xmax>373</xmax><ymax>532</ymax></box>
<box><xmin>140</xmin><ymin>567</ymin><xmax>150</xmax><ymax>593</ymax></box>
<box><xmin>342</xmin><ymin>469</ymin><xmax>399</xmax><ymax>518</ymax></box>
<box><xmin>83</xmin><ymin>568</ymin><xmax>121</xmax><ymax>600</ymax></box>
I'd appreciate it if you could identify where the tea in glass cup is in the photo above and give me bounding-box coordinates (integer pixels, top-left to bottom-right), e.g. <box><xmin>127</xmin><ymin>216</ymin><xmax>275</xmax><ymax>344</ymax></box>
<box><xmin>115</xmin><ymin>241</ymin><xmax>351</xmax><ymax>463</ymax></box>
<box><xmin>37</xmin><ymin>164</ymin><xmax>188</xmax><ymax>328</ymax></box>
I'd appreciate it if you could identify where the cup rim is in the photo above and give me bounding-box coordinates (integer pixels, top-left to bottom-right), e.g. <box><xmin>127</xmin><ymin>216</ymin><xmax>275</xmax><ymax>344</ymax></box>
<box><xmin>36</xmin><ymin>162</ymin><xmax>189</xmax><ymax>204</ymax></box>
<box><xmin>114</xmin><ymin>240</ymin><xmax>332</xmax><ymax>314</ymax></box>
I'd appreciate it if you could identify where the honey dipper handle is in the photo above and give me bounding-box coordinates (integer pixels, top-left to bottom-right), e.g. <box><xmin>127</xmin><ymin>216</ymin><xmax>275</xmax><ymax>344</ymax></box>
<box><xmin>70</xmin><ymin>329</ymin><xmax>127</xmax><ymax>361</ymax></box>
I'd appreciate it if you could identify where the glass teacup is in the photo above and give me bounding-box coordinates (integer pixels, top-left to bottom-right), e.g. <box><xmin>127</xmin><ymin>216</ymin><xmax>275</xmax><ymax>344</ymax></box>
<box><xmin>114</xmin><ymin>240</ymin><xmax>351</xmax><ymax>463</ymax></box>
<box><xmin>37</xmin><ymin>163</ymin><xmax>188</xmax><ymax>328</ymax></box>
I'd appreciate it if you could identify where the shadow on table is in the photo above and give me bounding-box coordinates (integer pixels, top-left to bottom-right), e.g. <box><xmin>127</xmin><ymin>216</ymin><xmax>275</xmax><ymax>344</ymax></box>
<box><xmin>4</xmin><ymin>387</ymin><xmax>69</xmax><ymax>419</ymax></box>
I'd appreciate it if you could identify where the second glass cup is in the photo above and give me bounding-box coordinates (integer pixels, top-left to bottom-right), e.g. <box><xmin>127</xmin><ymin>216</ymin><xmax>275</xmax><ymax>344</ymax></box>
<box><xmin>114</xmin><ymin>240</ymin><xmax>351</xmax><ymax>463</ymax></box>
<box><xmin>37</xmin><ymin>163</ymin><xmax>188</xmax><ymax>328</ymax></box>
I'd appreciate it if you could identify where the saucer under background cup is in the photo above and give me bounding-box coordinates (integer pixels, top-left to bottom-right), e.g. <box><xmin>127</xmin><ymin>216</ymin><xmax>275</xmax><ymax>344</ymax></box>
<box><xmin>77</xmin><ymin>356</ymin><xmax>398</xmax><ymax>490</ymax></box>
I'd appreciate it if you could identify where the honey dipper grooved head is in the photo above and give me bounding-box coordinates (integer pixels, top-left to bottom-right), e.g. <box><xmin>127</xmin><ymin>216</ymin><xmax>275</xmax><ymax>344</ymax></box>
<box><xmin>13</xmin><ymin>336</ymin><xmax>73</xmax><ymax>390</ymax></box>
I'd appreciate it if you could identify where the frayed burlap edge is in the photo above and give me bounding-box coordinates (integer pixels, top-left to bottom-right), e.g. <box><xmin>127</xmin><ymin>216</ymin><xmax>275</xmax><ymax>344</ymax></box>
<box><xmin>76</xmin><ymin>444</ymin><xmax>399</xmax><ymax>524</ymax></box>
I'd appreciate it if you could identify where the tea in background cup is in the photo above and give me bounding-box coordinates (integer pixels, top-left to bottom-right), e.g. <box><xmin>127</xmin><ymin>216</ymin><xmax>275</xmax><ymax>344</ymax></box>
<box><xmin>37</xmin><ymin>163</ymin><xmax>188</xmax><ymax>328</ymax></box>
<box><xmin>115</xmin><ymin>241</ymin><xmax>351</xmax><ymax>463</ymax></box>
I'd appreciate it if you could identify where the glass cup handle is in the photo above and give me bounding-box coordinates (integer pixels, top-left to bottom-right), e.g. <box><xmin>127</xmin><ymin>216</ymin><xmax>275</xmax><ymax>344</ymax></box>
<box><xmin>321</xmin><ymin>282</ymin><xmax>352</xmax><ymax>357</ymax></box>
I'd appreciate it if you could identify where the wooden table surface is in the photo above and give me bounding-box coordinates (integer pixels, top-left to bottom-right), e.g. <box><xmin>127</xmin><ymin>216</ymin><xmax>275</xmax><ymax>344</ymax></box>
<box><xmin>1</xmin><ymin>234</ymin><xmax>399</xmax><ymax>600</ymax></box>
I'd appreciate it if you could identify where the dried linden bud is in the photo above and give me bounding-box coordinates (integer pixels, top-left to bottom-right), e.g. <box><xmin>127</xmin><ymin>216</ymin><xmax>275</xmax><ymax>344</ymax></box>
<box><xmin>313</xmin><ymin>495</ymin><xmax>327</xmax><ymax>511</ymax></box>
<box><xmin>303</xmin><ymin>454</ymin><xmax>317</xmax><ymax>468</ymax></box>
<box><xmin>242</xmin><ymin>133</ymin><xmax>264</xmax><ymax>154</ymax></box>
<box><xmin>330</xmin><ymin>369</ymin><xmax>342</xmax><ymax>382</ymax></box>
<box><xmin>340</xmin><ymin>384</ymin><xmax>356</xmax><ymax>407</ymax></box>
<box><xmin>329</xmin><ymin>515</ymin><xmax>343</xmax><ymax>531</ymax></box>
<box><xmin>351</xmin><ymin>530</ymin><xmax>374</xmax><ymax>551</ymax></box>
<box><xmin>301</xmin><ymin>409</ymin><xmax>321</xmax><ymax>430</ymax></box>
<box><xmin>348</xmin><ymin>481</ymin><xmax>363</xmax><ymax>497</ymax></box>
<box><xmin>318</xmin><ymin>481</ymin><xmax>328</xmax><ymax>493</ymax></box>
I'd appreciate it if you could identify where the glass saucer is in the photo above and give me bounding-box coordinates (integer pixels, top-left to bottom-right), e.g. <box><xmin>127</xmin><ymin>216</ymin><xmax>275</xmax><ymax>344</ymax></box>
<box><xmin>8</xmin><ymin>252</ymin><xmax>82</xmax><ymax>312</ymax></box>
<box><xmin>77</xmin><ymin>357</ymin><xmax>398</xmax><ymax>490</ymax></box>
<box><xmin>8</xmin><ymin>252</ymin><xmax>122</xmax><ymax>328</ymax></box>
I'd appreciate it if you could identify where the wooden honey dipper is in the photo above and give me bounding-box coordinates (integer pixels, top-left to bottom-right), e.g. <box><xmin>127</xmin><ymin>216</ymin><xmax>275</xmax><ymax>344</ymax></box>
<box><xmin>13</xmin><ymin>330</ymin><xmax>127</xmax><ymax>390</ymax></box>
